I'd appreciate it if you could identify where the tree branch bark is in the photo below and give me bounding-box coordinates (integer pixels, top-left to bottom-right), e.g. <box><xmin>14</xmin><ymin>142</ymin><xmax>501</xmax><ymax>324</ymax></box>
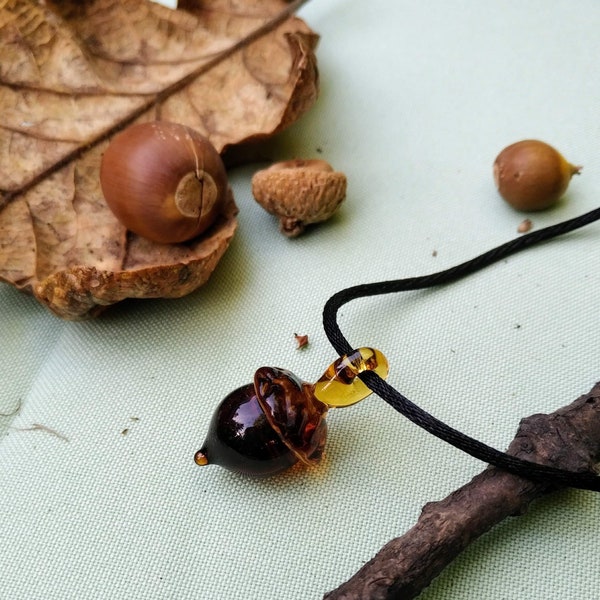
<box><xmin>324</xmin><ymin>381</ymin><xmax>600</xmax><ymax>600</ymax></box>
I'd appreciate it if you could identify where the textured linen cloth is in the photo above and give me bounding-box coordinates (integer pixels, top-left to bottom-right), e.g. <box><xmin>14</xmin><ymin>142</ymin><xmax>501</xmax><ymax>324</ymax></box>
<box><xmin>1</xmin><ymin>1</ymin><xmax>600</xmax><ymax>599</ymax></box>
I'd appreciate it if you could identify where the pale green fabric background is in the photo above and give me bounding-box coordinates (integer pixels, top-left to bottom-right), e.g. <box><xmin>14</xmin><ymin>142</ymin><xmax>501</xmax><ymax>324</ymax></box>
<box><xmin>1</xmin><ymin>1</ymin><xmax>600</xmax><ymax>598</ymax></box>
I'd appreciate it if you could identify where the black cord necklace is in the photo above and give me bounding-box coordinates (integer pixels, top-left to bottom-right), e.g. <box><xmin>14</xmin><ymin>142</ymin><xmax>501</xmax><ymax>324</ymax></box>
<box><xmin>195</xmin><ymin>207</ymin><xmax>600</xmax><ymax>489</ymax></box>
<box><xmin>323</xmin><ymin>206</ymin><xmax>600</xmax><ymax>492</ymax></box>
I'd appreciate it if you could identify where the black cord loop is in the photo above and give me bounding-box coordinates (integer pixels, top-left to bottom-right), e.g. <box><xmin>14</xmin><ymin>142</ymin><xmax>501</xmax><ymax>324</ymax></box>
<box><xmin>323</xmin><ymin>207</ymin><xmax>600</xmax><ymax>491</ymax></box>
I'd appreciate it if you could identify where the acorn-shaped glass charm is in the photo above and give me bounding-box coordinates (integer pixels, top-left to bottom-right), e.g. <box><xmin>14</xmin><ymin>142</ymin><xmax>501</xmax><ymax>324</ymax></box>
<box><xmin>194</xmin><ymin>348</ymin><xmax>389</xmax><ymax>477</ymax></box>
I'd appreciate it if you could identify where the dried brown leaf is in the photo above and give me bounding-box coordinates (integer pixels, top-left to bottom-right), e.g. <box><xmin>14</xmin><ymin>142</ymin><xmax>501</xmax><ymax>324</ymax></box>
<box><xmin>0</xmin><ymin>0</ymin><xmax>319</xmax><ymax>318</ymax></box>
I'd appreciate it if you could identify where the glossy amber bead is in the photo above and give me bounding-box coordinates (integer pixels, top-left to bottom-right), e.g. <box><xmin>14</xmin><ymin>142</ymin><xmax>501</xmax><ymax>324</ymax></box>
<box><xmin>313</xmin><ymin>347</ymin><xmax>389</xmax><ymax>407</ymax></box>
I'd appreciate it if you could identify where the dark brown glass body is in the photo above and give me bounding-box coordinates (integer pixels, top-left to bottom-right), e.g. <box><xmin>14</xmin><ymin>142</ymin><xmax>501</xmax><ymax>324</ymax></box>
<box><xmin>196</xmin><ymin>367</ymin><xmax>328</xmax><ymax>477</ymax></box>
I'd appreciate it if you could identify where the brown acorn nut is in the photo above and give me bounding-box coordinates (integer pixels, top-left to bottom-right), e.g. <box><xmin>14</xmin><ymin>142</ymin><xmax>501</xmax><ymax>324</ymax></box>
<box><xmin>100</xmin><ymin>121</ymin><xmax>228</xmax><ymax>244</ymax></box>
<box><xmin>493</xmin><ymin>140</ymin><xmax>581</xmax><ymax>211</ymax></box>
<box><xmin>251</xmin><ymin>159</ymin><xmax>347</xmax><ymax>237</ymax></box>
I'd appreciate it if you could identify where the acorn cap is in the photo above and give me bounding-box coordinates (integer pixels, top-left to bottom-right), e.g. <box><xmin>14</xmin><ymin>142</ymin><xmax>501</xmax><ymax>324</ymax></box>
<box><xmin>254</xmin><ymin>366</ymin><xmax>328</xmax><ymax>465</ymax></box>
<box><xmin>251</xmin><ymin>159</ymin><xmax>347</xmax><ymax>237</ymax></box>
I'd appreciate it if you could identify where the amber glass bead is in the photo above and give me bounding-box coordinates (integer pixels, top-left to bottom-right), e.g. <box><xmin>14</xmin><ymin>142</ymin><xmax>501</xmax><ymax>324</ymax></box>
<box><xmin>313</xmin><ymin>347</ymin><xmax>389</xmax><ymax>408</ymax></box>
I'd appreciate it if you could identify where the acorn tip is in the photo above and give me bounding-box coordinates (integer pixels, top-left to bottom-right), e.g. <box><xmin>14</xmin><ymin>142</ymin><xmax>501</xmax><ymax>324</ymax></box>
<box><xmin>194</xmin><ymin>450</ymin><xmax>209</xmax><ymax>466</ymax></box>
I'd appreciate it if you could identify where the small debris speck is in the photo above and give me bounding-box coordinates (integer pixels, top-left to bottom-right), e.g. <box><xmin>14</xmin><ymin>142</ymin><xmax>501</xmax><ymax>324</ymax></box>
<box><xmin>18</xmin><ymin>423</ymin><xmax>69</xmax><ymax>442</ymax></box>
<box><xmin>121</xmin><ymin>417</ymin><xmax>140</xmax><ymax>435</ymax></box>
<box><xmin>517</xmin><ymin>218</ymin><xmax>533</xmax><ymax>234</ymax></box>
<box><xmin>294</xmin><ymin>333</ymin><xmax>309</xmax><ymax>349</ymax></box>
<box><xmin>432</xmin><ymin>249</ymin><xmax>438</xmax><ymax>257</ymax></box>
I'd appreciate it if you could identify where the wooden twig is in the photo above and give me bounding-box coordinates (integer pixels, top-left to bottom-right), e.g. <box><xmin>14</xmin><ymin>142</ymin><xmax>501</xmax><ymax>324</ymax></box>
<box><xmin>324</xmin><ymin>381</ymin><xmax>600</xmax><ymax>600</ymax></box>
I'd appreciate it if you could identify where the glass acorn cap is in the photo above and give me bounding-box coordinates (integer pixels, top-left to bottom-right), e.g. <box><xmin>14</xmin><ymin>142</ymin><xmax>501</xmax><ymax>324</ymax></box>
<box><xmin>313</xmin><ymin>347</ymin><xmax>389</xmax><ymax>408</ymax></box>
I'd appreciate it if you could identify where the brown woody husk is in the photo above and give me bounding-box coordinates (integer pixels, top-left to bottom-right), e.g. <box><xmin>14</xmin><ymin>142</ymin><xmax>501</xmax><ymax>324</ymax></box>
<box><xmin>0</xmin><ymin>0</ymin><xmax>318</xmax><ymax>318</ymax></box>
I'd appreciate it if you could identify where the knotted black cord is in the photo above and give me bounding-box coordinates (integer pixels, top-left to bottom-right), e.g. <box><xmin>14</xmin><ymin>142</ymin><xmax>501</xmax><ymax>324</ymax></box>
<box><xmin>323</xmin><ymin>206</ymin><xmax>600</xmax><ymax>492</ymax></box>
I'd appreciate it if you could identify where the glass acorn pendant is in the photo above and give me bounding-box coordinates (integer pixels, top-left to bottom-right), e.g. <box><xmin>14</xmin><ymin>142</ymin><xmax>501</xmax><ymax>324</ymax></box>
<box><xmin>194</xmin><ymin>348</ymin><xmax>389</xmax><ymax>477</ymax></box>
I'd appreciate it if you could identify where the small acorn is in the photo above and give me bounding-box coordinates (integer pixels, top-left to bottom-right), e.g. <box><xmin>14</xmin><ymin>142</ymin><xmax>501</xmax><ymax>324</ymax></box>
<box><xmin>100</xmin><ymin>121</ymin><xmax>228</xmax><ymax>244</ymax></box>
<box><xmin>493</xmin><ymin>140</ymin><xmax>581</xmax><ymax>211</ymax></box>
